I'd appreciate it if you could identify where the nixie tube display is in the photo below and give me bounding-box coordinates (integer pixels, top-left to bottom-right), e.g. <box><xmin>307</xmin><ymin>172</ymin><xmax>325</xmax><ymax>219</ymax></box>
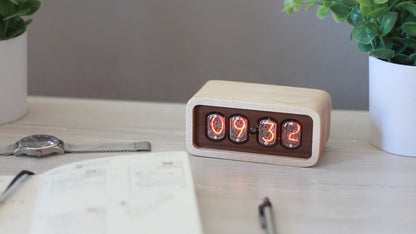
<box><xmin>186</xmin><ymin>80</ymin><xmax>331</xmax><ymax>167</ymax></box>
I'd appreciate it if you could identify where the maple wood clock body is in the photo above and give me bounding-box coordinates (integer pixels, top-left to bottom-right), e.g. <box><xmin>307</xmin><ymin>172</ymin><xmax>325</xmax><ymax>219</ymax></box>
<box><xmin>186</xmin><ymin>80</ymin><xmax>332</xmax><ymax>167</ymax></box>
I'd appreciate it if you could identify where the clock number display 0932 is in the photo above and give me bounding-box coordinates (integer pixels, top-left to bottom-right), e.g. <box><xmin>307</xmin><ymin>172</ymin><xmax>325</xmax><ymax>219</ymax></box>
<box><xmin>206</xmin><ymin>113</ymin><xmax>302</xmax><ymax>149</ymax></box>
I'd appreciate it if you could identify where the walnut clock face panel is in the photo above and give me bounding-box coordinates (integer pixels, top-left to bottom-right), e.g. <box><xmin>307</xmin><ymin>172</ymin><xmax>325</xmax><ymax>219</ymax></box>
<box><xmin>185</xmin><ymin>80</ymin><xmax>332</xmax><ymax>167</ymax></box>
<box><xmin>193</xmin><ymin>105</ymin><xmax>313</xmax><ymax>158</ymax></box>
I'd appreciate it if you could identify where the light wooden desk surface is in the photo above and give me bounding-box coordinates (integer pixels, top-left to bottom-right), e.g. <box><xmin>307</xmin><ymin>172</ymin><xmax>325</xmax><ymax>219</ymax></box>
<box><xmin>0</xmin><ymin>97</ymin><xmax>415</xmax><ymax>234</ymax></box>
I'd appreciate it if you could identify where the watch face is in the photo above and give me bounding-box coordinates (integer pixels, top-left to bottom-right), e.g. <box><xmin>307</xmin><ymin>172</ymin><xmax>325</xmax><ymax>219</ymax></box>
<box><xmin>18</xmin><ymin>135</ymin><xmax>61</xmax><ymax>148</ymax></box>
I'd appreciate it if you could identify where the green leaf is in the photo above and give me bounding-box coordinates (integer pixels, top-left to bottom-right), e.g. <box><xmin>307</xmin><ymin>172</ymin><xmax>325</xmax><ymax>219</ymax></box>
<box><xmin>0</xmin><ymin>0</ymin><xmax>40</xmax><ymax>40</ymax></box>
<box><xmin>402</xmin><ymin>22</ymin><xmax>416</xmax><ymax>37</ymax></box>
<box><xmin>379</xmin><ymin>39</ymin><xmax>393</xmax><ymax>50</ymax></box>
<box><xmin>18</xmin><ymin>1</ymin><xmax>41</xmax><ymax>15</ymax></box>
<box><xmin>333</xmin><ymin>12</ymin><xmax>348</xmax><ymax>23</ymax></box>
<box><xmin>403</xmin><ymin>14</ymin><xmax>416</xmax><ymax>24</ymax></box>
<box><xmin>2</xmin><ymin>1</ymin><xmax>40</xmax><ymax>20</ymax></box>
<box><xmin>6</xmin><ymin>26</ymin><xmax>24</xmax><ymax>39</ymax></box>
<box><xmin>4</xmin><ymin>16</ymin><xmax>25</xmax><ymax>39</ymax></box>
<box><xmin>283</xmin><ymin>0</ymin><xmax>292</xmax><ymax>8</ymax></box>
<box><xmin>3</xmin><ymin>7</ymin><xmax>30</xmax><ymax>20</ymax></box>
<box><xmin>360</xmin><ymin>5</ymin><xmax>372</xmax><ymax>16</ymax></box>
<box><xmin>369</xmin><ymin>48</ymin><xmax>395</xmax><ymax>59</ymax></box>
<box><xmin>282</xmin><ymin>0</ymin><xmax>294</xmax><ymax>14</ymax></box>
<box><xmin>396</xmin><ymin>2</ymin><xmax>416</xmax><ymax>18</ymax></box>
<box><xmin>395</xmin><ymin>44</ymin><xmax>407</xmax><ymax>55</ymax></box>
<box><xmin>329</xmin><ymin>3</ymin><xmax>351</xmax><ymax>18</ymax></box>
<box><xmin>374</xmin><ymin>0</ymin><xmax>388</xmax><ymax>4</ymax></box>
<box><xmin>282</xmin><ymin>0</ymin><xmax>301</xmax><ymax>13</ymax></box>
<box><xmin>340</xmin><ymin>0</ymin><xmax>356</xmax><ymax>8</ymax></box>
<box><xmin>282</xmin><ymin>7</ymin><xmax>294</xmax><ymax>14</ymax></box>
<box><xmin>361</xmin><ymin>21</ymin><xmax>380</xmax><ymax>35</ymax></box>
<box><xmin>347</xmin><ymin>8</ymin><xmax>363</xmax><ymax>26</ymax></box>
<box><xmin>356</xmin><ymin>0</ymin><xmax>371</xmax><ymax>6</ymax></box>
<box><xmin>367</xmin><ymin>7</ymin><xmax>390</xmax><ymax>19</ymax></box>
<box><xmin>293</xmin><ymin>0</ymin><xmax>303</xmax><ymax>11</ymax></box>
<box><xmin>0</xmin><ymin>0</ymin><xmax>15</xmax><ymax>16</ymax></box>
<box><xmin>392</xmin><ymin>37</ymin><xmax>416</xmax><ymax>49</ymax></box>
<box><xmin>352</xmin><ymin>25</ymin><xmax>377</xmax><ymax>44</ymax></box>
<box><xmin>381</xmin><ymin>12</ymin><xmax>398</xmax><ymax>36</ymax></box>
<box><xmin>410</xmin><ymin>53</ymin><xmax>416</xmax><ymax>61</ymax></box>
<box><xmin>0</xmin><ymin>21</ymin><xmax>4</xmax><ymax>37</ymax></box>
<box><xmin>316</xmin><ymin>6</ymin><xmax>330</xmax><ymax>19</ymax></box>
<box><xmin>392</xmin><ymin>54</ymin><xmax>412</xmax><ymax>65</ymax></box>
<box><xmin>305</xmin><ymin>3</ymin><xmax>316</xmax><ymax>11</ymax></box>
<box><xmin>358</xmin><ymin>42</ymin><xmax>373</xmax><ymax>52</ymax></box>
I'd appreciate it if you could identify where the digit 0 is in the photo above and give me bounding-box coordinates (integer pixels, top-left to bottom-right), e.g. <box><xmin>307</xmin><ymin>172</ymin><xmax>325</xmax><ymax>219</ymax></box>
<box><xmin>206</xmin><ymin>113</ymin><xmax>226</xmax><ymax>141</ymax></box>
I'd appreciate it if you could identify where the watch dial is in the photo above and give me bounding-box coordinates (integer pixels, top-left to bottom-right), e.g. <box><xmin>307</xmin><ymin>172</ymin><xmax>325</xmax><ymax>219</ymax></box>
<box><xmin>19</xmin><ymin>135</ymin><xmax>60</xmax><ymax>148</ymax></box>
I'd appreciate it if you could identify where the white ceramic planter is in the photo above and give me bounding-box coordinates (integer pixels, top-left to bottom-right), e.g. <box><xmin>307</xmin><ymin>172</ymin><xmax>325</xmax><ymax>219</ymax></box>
<box><xmin>369</xmin><ymin>56</ymin><xmax>416</xmax><ymax>157</ymax></box>
<box><xmin>0</xmin><ymin>32</ymin><xmax>27</xmax><ymax>125</ymax></box>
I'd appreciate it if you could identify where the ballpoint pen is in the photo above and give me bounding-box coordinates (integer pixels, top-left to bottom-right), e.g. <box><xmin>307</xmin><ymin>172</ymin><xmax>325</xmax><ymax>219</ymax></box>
<box><xmin>259</xmin><ymin>197</ymin><xmax>277</xmax><ymax>234</ymax></box>
<box><xmin>0</xmin><ymin>170</ymin><xmax>35</xmax><ymax>204</ymax></box>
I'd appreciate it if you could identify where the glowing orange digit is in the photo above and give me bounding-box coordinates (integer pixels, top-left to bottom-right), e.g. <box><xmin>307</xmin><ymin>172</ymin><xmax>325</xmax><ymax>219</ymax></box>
<box><xmin>262</xmin><ymin>122</ymin><xmax>276</xmax><ymax>143</ymax></box>
<box><xmin>288</xmin><ymin>123</ymin><xmax>301</xmax><ymax>142</ymax></box>
<box><xmin>207</xmin><ymin>113</ymin><xmax>225</xmax><ymax>141</ymax></box>
<box><xmin>233</xmin><ymin>119</ymin><xmax>246</xmax><ymax>137</ymax></box>
<box><xmin>258</xmin><ymin>119</ymin><xmax>277</xmax><ymax>146</ymax></box>
<box><xmin>210</xmin><ymin>116</ymin><xmax>225</xmax><ymax>135</ymax></box>
<box><xmin>229</xmin><ymin>115</ymin><xmax>248</xmax><ymax>143</ymax></box>
<box><xmin>282</xmin><ymin>120</ymin><xmax>301</xmax><ymax>149</ymax></box>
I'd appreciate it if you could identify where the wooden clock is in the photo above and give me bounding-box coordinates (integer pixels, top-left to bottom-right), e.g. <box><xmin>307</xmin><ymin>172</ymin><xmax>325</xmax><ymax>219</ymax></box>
<box><xmin>185</xmin><ymin>80</ymin><xmax>332</xmax><ymax>167</ymax></box>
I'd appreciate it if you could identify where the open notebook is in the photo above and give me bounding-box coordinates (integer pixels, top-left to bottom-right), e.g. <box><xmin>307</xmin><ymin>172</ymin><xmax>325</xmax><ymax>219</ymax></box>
<box><xmin>0</xmin><ymin>151</ymin><xmax>203</xmax><ymax>234</ymax></box>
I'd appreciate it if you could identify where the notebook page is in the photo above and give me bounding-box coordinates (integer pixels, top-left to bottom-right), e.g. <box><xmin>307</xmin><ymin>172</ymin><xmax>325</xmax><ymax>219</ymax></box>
<box><xmin>0</xmin><ymin>175</ymin><xmax>39</xmax><ymax>234</ymax></box>
<box><xmin>30</xmin><ymin>151</ymin><xmax>203</xmax><ymax>234</ymax></box>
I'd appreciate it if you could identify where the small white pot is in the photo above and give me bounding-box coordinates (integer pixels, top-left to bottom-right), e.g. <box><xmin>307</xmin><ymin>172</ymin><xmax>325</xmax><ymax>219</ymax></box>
<box><xmin>0</xmin><ymin>32</ymin><xmax>27</xmax><ymax>125</ymax></box>
<box><xmin>369</xmin><ymin>56</ymin><xmax>416</xmax><ymax>157</ymax></box>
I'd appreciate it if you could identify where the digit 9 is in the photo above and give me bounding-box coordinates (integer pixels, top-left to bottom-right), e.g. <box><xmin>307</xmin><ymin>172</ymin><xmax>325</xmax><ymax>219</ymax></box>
<box><xmin>229</xmin><ymin>115</ymin><xmax>248</xmax><ymax>143</ymax></box>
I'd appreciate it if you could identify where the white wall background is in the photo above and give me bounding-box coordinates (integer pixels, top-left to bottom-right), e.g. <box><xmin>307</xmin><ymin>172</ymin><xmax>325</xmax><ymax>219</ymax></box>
<box><xmin>27</xmin><ymin>0</ymin><xmax>368</xmax><ymax>109</ymax></box>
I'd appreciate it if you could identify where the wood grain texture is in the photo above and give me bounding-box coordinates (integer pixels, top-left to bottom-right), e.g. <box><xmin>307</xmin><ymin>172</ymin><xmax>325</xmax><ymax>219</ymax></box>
<box><xmin>1</xmin><ymin>97</ymin><xmax>416</xmax><ymax>234</ymax></box>
<box><xmin>186</xmin><ymin>80</ymin><xmax>332</xmax><ymax>167</ymax></box>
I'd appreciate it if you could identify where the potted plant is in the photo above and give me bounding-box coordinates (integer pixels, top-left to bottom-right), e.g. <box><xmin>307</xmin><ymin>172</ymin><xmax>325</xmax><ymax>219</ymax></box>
<box><xmin>0</xmin><ymin>0</ymin><xmax>41</xmax><ymax>124</ymax></box>
<box><xmin>283</xmin><ymin>0</ymin><xmax>416</xmax><ymax>157</ymax></box>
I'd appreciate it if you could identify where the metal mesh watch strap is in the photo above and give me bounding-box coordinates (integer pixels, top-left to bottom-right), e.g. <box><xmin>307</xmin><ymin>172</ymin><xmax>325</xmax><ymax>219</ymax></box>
<box><xmin>63</xmin><ymin>141</ymin><xmax>151</xmax><ymax>153</ymax></box>
<box><xmin>0</xmin><ymin>144</ymin><xmax>16</xmax><ymax>156</ymax></box>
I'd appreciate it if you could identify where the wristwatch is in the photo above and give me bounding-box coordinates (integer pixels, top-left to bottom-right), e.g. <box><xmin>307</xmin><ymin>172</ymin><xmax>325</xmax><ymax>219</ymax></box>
<box><xmin>0</xmin><ymin>134</ymin><xmax>151</xmax><ymax>157</ymax></box>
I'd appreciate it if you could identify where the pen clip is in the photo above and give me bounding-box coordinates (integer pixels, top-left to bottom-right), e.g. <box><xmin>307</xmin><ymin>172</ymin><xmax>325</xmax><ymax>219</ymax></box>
<box><xmin>258</xmin><ymin>197</ymin><xmax>272</xmax><ymax>217</ymax></box>
<box><xmin>259</xmin><ymin>197</ymin><xmax>276</xmax><ymax>232</ymax></box>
